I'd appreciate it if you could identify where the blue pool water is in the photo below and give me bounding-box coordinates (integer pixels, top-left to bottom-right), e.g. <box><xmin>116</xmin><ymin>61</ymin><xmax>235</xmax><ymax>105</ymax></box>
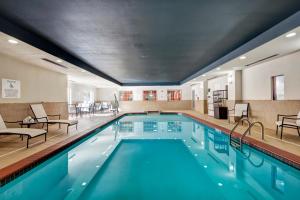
<box><xmin>0</xmin><ymin>114</ymin><xmax>299</xmax><ymax>200</ymax></box>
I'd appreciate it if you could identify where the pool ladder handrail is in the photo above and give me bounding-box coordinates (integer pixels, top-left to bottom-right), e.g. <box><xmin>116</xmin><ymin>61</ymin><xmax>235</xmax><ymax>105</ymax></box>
<box><xmin>229</xmin><ymin>118</ymin><xmax>264</xmax><ymax>150</ymax></box>
<box><xmin>229</xmin><ymin>118</ymin><xmax>251</xmax><ymax>148</ymax></box>
<box><xmin>240</xmin><ymin>121</ymin><xmax>265</xmax><ymax>143</ymax></box>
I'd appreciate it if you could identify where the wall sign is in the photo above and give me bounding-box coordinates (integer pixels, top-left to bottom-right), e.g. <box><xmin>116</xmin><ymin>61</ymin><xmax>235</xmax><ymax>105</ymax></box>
<box><xmin>2</xmin><ymin>79</ymin><xmax>21</xmax><ymax>98</ymax></box>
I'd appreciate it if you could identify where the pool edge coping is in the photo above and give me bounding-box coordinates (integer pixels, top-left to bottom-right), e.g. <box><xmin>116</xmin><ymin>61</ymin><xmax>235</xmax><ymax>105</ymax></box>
<box><xmin>0</xmin><ymin>111</ymin><xmax>300</xmax><ymax>187</ymax></box>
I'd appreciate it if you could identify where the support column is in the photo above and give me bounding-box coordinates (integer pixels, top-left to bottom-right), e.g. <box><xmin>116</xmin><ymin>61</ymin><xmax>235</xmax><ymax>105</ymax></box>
<box><xmin>191</xmin><ymin>81</ymin><xmax>208</xmax><ymax>114</ymax></box>
<box><xmin>227</xmin><ymin>70</ymin><xmax>242</xmax><ymax>109</ymax></box>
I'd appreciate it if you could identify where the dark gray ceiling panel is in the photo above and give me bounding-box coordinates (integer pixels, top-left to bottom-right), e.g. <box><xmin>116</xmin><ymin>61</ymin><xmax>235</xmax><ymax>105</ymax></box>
<box><xmin>0</xmin><ymin>0</ymin><xmax>299</xmax><ymax>85</ymax></box>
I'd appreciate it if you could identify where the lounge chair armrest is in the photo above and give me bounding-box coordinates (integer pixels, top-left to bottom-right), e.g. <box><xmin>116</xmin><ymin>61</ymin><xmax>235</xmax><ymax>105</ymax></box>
<box><xmin>35</xmin><ymin>117</ymin><xmax>48</xmax><ymax>122</ymax></box>
<box><xmin>47</xmin><ymin>114</ymin><xmax>61</xmax><ymax>119</ymax></box>
<box><xmin>282</xmin><ymin>117</ymin><xmax>300</xmax><ymax>121</ymax></box>
<box><xmin>277</xmin><ymin>114</ymin><xmax>297</xmax><ymax>121</ymax></box>
<box><xmin>4</xmin><ymin>120</ymin><xmax>23</xmax><ymax>124</ymax></box>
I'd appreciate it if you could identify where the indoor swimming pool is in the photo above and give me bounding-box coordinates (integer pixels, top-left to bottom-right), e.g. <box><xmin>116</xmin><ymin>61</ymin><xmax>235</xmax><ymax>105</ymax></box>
<box><xmin>0</xmin><ymin>114</ymin><xmax>299</xmax><ymax>200</ymax></box>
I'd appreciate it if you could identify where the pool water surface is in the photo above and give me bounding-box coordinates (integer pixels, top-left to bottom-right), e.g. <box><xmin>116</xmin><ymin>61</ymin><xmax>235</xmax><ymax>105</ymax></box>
<box><xmin>0</xmin><ymin>114</ymin><xmax>299</xmax><ymax>200</ymax></box>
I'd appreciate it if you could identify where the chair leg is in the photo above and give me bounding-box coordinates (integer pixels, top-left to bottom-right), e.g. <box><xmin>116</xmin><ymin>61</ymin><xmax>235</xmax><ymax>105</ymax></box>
<box><xmin>47</xmin><ymin>123</ymin><xmax>49</xmax><ymax>132</ymax></box>
<box><xmin>76</xmin><ymin>123</ymin><xmax>78</xmax><ymax>130</ymax></box>
<box><xmin>44</xmin><ymin>133</ymin><xmax>47</xmax><ymax>142</ymax></box>
<box><xmin>297</xmin><ymin>127</ymin><xmax>300</xmax><ymax>136</ymax></box>
<box><xmin>276</xmin><ymin>126</ymin><xmax>278</xmax><ymax>135</ymax></box>
<box><xmin>280</xmin><ymin>126</ymin><xmax>284</xmax><ymax>139</ymax></box>
<box><xmin>59</xmin><ymin>123</ymin><xmax>61</xmax><ymax>129</ymax></box>
<box><xmin>67</xmin><ymin>125</ymin><xmax>69</xmax><ymax>134</ymax></box>
<box><xmin>27</xmin><ymin>136</ymin><xmax>30</xmax><ymax>148</ymax></box>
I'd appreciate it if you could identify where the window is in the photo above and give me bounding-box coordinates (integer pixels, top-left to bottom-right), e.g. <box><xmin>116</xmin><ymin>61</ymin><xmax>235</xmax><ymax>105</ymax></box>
<box><xmin>143</xmin><ymin>90</ymin><xmax>157</xmax><ymax>101</ymax></box>
<box><xmin>119</xmin><ymin>91</ymin><xmax>133</xmax><ymax>101</ymax></box>
<box><xmin>82</xmin><ymin>90</ymin><xmax>94</xmax><ymax>104</ymax></box>
<box><xmin>272</xmin><ymin>75</ymin><xmax>284</xmax><ymax>100</ymax></box>
<box><xmin>167</xmin><ymin>90</ymin><xmax>181</xmax><ymax>101</ymax></box>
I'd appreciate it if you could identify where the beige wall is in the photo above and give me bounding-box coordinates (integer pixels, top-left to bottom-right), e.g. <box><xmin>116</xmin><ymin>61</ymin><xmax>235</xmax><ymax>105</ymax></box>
<box><xmin>119</xmin><ymin>100</ymin><xmax>192</xmax><ymax>112</ymax></box>
<box><xmin>119</xmin><ymin>85</ymin><xmax>192</xmax><ymax>101</ymax></box>
<box><xmin>0</xmin><ymin>53</ymin><xmax>68</xmax><ymax>121</ymax></box>
<box><xmin>240</xmin><ymin>51</ymin><xmax>300</xmax><ymax>132</ymax></box>
<box><xmin>243</xmin><ymin>100</ymin><xmax>300</xmax><ymax>133</ymax></box>
<box><xmin>0</xmin><ymin>53</ymin><xmax>67</xmax><ymax>103</ymax></box>
<box><xmin>193</xmin><ymin>100</ymin><xmax>207</xmax><ymax>114</ymax></box>
<box><xmin>96</xmin><ymin>86</ymin><xmax>193</xmax><ymax>112</ymax></box>
<box><xmin>0</xmin><ymin>102</ymin><xmax>68</xmax><ymax>124</ymax></box>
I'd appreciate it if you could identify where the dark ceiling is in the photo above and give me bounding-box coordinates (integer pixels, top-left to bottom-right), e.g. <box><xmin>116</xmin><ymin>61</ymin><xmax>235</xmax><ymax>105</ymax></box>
<box><xmin>0</xmin><ymin>0</ymin><xmax>300</xmax><ymax>85</ymax></box>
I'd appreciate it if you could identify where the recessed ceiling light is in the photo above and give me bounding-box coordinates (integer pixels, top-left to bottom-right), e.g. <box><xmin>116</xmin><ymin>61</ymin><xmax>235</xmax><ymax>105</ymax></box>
<box><xmin>285</xmin><ymin>32</ymin><xmax>296</xmax><ymax>38</ymax></box>
<box><xmin>218</xmin><ymin>183</ymin><xmax>223</xmax><ymax>187</ymax></box>
<box><xmin>239</xmin><ymin>55</ymin><xmax>246</xmax><ymax>60</ymax></box>
<box><xmin>216</xmin><ymin>67</ymin><xmax>221</xmax><ymax>70</ymax></box>
<box><xmin>8</xmin><ymin>39</ymin><xmax>18</xmax><ymax>44</ymax></box>
<box><xmin>56</xmin><ymin>59</ymin><xmax>63</xmax><ymax>63</ymax></box>
<box><xmin>202</xmin><ymin>74</ymin><xmax>206</xmax><ymax>77</ymax></box>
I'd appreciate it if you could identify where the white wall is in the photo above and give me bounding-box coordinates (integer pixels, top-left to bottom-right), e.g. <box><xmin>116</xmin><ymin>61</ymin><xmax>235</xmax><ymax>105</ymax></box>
<box><xmin>0</xmin><ymin>53</ymin><xmax>67</xmax><ymax>103</ymax></box>
<box><xmin>208</xmin><ymin>75</ymin><xmax>228</xmax><ymax>92</ymax></box>
<box><xmin>96</xmin><ymin>88</ymin><xmax>118</xmax><ymax>101</ymax></box>
<box><xmin>242</xmin><ymin>51</ymin><xmax>300</xmax><ymax>100</ymax></box>
<box><xmin>118</xmin><ymin>85</ymin><xmax>192</xmax><ymax>101</ymax></box>
<box><xmin>191</xmin><ymin>82</ymin><xmax>207</xmax><ymax>100</ymax></box>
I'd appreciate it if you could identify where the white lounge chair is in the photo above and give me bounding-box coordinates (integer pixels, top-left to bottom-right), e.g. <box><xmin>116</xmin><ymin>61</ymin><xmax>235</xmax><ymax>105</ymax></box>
<box><xmin>0</xmin><ymin>114</ymin><xmax>47</xmax><ymax>148</ymax></box>
<box><xmin>228</xmin><ymin>103</ymin><xmax>249</xmax><ymax>123</ymax></box>
<box><xmin>276</xmin><ymin>111</ymin><xmax>300</xmax><ymax>139</ymax></box>
<box><xmin>30</xmin><ymin>104</ymin><xmax>78</xmax><ymax>133</ymax></box>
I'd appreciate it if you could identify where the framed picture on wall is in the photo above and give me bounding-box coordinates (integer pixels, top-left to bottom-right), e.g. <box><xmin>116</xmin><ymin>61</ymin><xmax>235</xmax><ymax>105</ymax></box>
<box><xmin>2</xmin><ymin>79</ymin><xmax>21</xmax><ymax>98</ymax></box>
<box><xmin>167</xmin><ymin>90</ymin><xmax>181</xmax><ymax>101</ymax></box>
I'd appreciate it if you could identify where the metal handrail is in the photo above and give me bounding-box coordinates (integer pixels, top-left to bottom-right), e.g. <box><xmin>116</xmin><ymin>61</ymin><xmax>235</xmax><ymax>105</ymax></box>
<box><xmin>240</xmin><ymin>121</ymin><xmax>264</xmax><ymax>150</ymax></box>
<box><xmin>229</xmin><ymin>118</ymin><xmax>251</xmax><ymax>143</ymax></box>
<box><xmin>230</xmin><ymin>117</ymin><xmax>265</xmax><ymax>152</ymax></box>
